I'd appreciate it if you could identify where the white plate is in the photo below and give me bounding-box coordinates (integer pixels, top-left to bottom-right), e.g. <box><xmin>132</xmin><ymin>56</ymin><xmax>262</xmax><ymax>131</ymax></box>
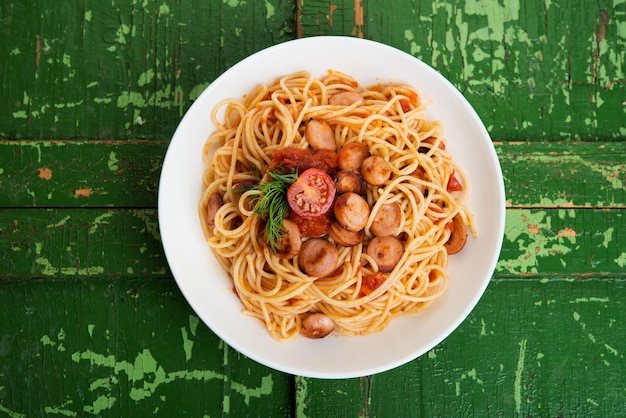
<box><xmin>158</xmin><ymin>36</ymin><xmax>505</xmax><ymax>379</ymax></box>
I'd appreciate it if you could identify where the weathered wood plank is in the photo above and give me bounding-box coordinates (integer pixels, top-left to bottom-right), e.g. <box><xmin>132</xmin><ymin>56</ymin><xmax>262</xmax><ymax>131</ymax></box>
<box><xmin>498</xmin><ymin>208</ymin><xmax>625</xmax><ymax>277</ymax></box>
<box><xmin>0</xmin><ymin>140</ymin><xmax>165</xmax><ymax>208</ymax></box>
<box><xmin>0</xmin><ymin>208</ymin><xmax>167</xmax><ymax>279</ymax></box>
<box><xmin>298</xmin><ymin>0</ymin><xmax>626</xmax><ymax>141</ymax></box>
<box><xmin>295</xmin><ymin>278</ymin><xmax>626</xmax><ymax>417</ymax></box>
<box><xmin>497</xmin><ymin>142</ymin><xmax>626</xmax><ymax>209</ymax></box>
<box><xmin>0</xmin><ymin>0</ymin><xmax>296</xmax><ymax>140</ymax></box>
<box><xmin>0</xmin><ymin>277</ymin><xmax>293</xmax><ymax>417</ymax></box>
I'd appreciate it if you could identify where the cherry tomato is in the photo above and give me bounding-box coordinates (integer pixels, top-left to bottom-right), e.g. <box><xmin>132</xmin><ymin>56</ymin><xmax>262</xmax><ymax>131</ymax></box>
<box><xmin>360</xmin><ymin>272</ymin><xmax>386</xmax><ymax>297</ymax></box>
<box><xmin>447</xmin><ymin>170</ymin><xmax>463</xmax><ymax>192</ymax></box>
<box><xmin>289</xmin><ymin>211</ymin><xmax>331</xmax><ymax>237</ymax></box>
<box><xmin>287</xmin><ymin>168</ymin><xmax>336</xmax><ymax>219</ymax></box>
<box><xmin>399</xmin><ymin>99</ymin><xmax>411</xmax><ymax>113</ymax></box>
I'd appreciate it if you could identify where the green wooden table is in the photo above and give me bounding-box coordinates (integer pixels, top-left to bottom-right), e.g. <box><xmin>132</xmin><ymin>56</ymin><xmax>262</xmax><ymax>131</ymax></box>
<box><xmin>1</xmin><ymin>1</ymin><xmax>625</xmax><ymax>416</ymax></box>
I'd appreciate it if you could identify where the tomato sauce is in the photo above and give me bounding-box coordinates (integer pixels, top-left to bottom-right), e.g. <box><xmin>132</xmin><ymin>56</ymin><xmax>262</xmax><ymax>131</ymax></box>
<box><xmin>270</xmin><ymin>147</ymin><xmax>338</xmax><ymax>175</ymax></box>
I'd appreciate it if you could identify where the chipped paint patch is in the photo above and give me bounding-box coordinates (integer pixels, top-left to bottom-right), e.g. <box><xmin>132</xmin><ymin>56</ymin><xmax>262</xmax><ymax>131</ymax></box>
<box><xmin>265</xmin><ymin>0</ymin><xmax>275</xmax><ymax>19</ymax></box>
<box><xmin>295</xmin><ymin>376</ymin><xmax>310</xmax><ymax>418</ymax></box>
<box><xmin>88</xmin><ymin>212</ymin><xmax>113</xmax><ymax>234</ymax></box>
<box><xmin>107</xmin><ymin>152</ymin><xmax>120</xmax><ymax>172</ymax></box>
<box><xmin>181</xmin><ymin>327</ymin><xmax>194</xmax><ymax>361</ymax></box>
<box><xmin>69</xmin><ymin>347</ymin><xmax>274</xmax><ymax>407</ymax></box>
<box><xmin>44</xmin><ymin>402</ymin><xmax>78</xmax><ymax>417</ymax></box>
<box><xmin>569</xmin><ymin>297</ymin><xmax>610</xmax><ymax>304</ymax></box>
<box><xmin>46</xmin><ymin>215</ymin><xmax>71</xmax><ymax>228</ymax></box>
<box><xmin>615</xmin><ymin>252</ymin><xmax>626</xmax><ymax>268</ymax></box>
<box><xmin>75</xmin><ymin>188</ymin><xmax>92</xmax><ymax>197</ymax></box>
<box><xmin>0</xmin><ymin>405</ymin><xmax>26</xmax><ymax>418</ymax></box>
<box><xmin>498</xmin><ymin>210</ymin><xmax>576</xmax><ymax>274</ymax></box>
<box><xmin>514</xmin><ymin>338</ymin><xmax>527</xmax><ymax>413</ymax></box>
<box><xmin>38</xmin><ymin>167</ymin><xmax>53</xmax><ymax>180</ymax></box>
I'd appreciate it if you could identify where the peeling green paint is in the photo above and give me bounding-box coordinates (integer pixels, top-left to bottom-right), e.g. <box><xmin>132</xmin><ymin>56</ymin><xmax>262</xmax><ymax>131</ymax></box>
<box><xmin>70</xmin><ymin>347</ymin><xmax>274</xmax><ymax>406</ymax></box>
<box><xmin>107</xmin><ymin>152</ymin><xmax>120</xmax><ymax>172</ymax></box>
<box><xmin>12</xmin><ymin>111</ymin><xmax>28</xmax><ymax>119</ymax></box>
<box><xmin>295</xmin><ymin>376</ymin><xmax>310</xmax><ymax>418</ymax></box>
<box><xmin>498</xmin><ymin>210</ymin><xmax>576</xmax><ymax>274</ymax></box>
<box><xmin>89</xmin><ymin>213</ymin><xmax>113</xmax><ymax>234</ymax></box>
<box><xmin>47</xmin><ymin>216</ymin><xmax>71</xmax><ymax>229</ymax></box>
<box><xmin>224</xmin><ymin>0</ymin><xmax>245</xmax><ymax>7</ymax></box>
<box><xmin>131</xmin><ymin>209</ymin><xmax>161</xmax><ymax>241</ymax></box>
<box><xmin>615</xmin><ymin>252</ymin><xmax>626</xmax><ymax>268</ymax></box>
<box><xmin>0</xmin><ymin>405</ymin><xmax>26</xmax><ymax>418</ymax></box>
<box><xmin>138</xmin><ymin>70</ymin><xmax>155</xmax><ymax>87</ymax></box>
<box><xmin>44</xmin><ymin>402</ymin><xmax>78</xmax><ymax>417</ymax></box>
<box><xmin>181</xmin><ymin>327</ymin><xmax>194</xmax><ymax>361</ymax></box>
<box><xmin>514</xmin><ymin>338</ymin><xmax>527</xmax><ymax>413</ymax></box>
<box><xmin>265</xmin><ymin>0</ymin><xmax>275</xmax><ymax>19</ymax></box>
<box><xmin>84</xmin><ymin>395</ymin><xmax>116</xmax><ymax>415</ymax></box>
<box><xmin>570</xmin><ymin>297</ymin><xmax>610</xmax><ymax>304</ymax></box>
<box><xmin>159</xmin><ymin>3</ymin><xmax>170</xmax><ymax>15</ymax></box>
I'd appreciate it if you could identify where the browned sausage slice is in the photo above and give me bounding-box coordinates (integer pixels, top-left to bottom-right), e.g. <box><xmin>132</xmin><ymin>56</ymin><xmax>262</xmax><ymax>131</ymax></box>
<box><xmin>333</xmin><ymin>192</ymin><xmax>370</xmax><ymax>232</ymax></box>
<box><xmin>366</xmin><ymin>236</ymin><xmax>405</xmax><ymax>273</ymax></box>
<box><xmin>272</xmin><ymin>219</ymin><xmax>302</xmax><ymax>259</ymax></box>
<box><xmin>370</xmin><ymin>203</ymin><xmax>401</xmax><ymax>237</ymax></box>
<box><xmin>206</xmin><ymin>192</ymin><xmax>224</xmax><ymax>229</ymax></box>
<box><xmin>337</xmin><ymin>142</ymin><xmax>370</xmax><ymax>172</ymax></box>
<box><xmin>328</xmin><ymin>221</ymin><xmax>364</xmax><ymax>247</ymax></box>
<box><xmin>305</xmin><ymin>120</ymin><xmax>336</xmax><ymax>151</ymax></box>
<box><xmin>444</xmin><ymin>216</ymin><xmax>468</xmax><ymax>254</ymax></box>
<box><xmin>329</xmin><ymin>91</ymin><xmax>363</xmax><ymax>106</ymax></box>
<box><xmin>300</xmin><ymin>313</ymin><xmax>335</xmax><ymax>338</ymax></box>
<box><xmin>298</xmin><ymin>238</ymin><xmax>339</xmax><ymax>277</ymax></box>
<box><xmin>361</xmin><ymin>155</ymin><xmax>391</xmax><ymax>186</ymax></box>
<box><xmin>335</xmin><ymin>170</ymin><xmax>363</xmax><ymax>194</ymax></box>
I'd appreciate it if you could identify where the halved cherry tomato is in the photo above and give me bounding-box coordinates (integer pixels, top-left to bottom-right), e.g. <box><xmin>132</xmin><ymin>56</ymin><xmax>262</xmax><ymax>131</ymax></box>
<box><xmin>289</xmin><ymin>211</ymin><xmax>331</xmax><ymax>237</ymax></box>
<box><xmin>287</xmin><ymin>168</ymin><xmax>336</xmax><ymax>219</ymax></box>
<box><xmin>447</xmin><ymin>170</ymin><xmax>463</xmax><ymax>192</ymax></box>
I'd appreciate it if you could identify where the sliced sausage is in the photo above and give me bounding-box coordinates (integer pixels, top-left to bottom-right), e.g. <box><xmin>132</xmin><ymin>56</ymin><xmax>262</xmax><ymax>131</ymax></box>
<box><xmin>206</xmin><ymin>192</ymin><xmax>224</xmax><ymax>229</ymax></box>
<box><xmin>337</xmin><ymin>142</ymin><xmax>370</xmax><ymax>172</ymax></box>
<box><xmin>370</xmin><ymin>203</ymin><xmax>401</xmax><ymax>237</ymax></box>
<box><xmin>367</xmin><ymin>236</ymin><xmax>405</xmax><ymax>273</ymax></box>
<box><xmin>300</xmin><ymin>313</ymin><xmax>335</xmax><ymax>338</ymax></box>
<box><xmin>305</xmin><ymin>120</ymin><xmax>336</xmax><ymax>151</ymax></box>
<box><xmin>422</xmin><ymin>136</ymin><xmax>445</xmax><ymax>150</ymax></box>
<box><xmin>444</xmin><ymin>216</ymin><xmax>468</xmax><ymax>254</ymax></box>
<box><xmin>329</xmin><ymin>91</ymin><xmax>364</xmax><ymax>106</ymax></box>
<box><xmin>333</xmin><ymin>192</ymin><xmax>370</xmax><ymax>232</ymax></box>
<box><xmin>361</xmin><ymin>155</ymin><xmax>391</xmax><ymax>186</ymax></box>
<box><xmin>335</xmin><ymin>170</ymin><xmax>363</xmax><ymax>194</ymax></box>
<box><xmin>328</xmin><ymin>221</ymin><xmax>364</xmax><ymax>247</ymax></box>
<box><xmin>298</xmin><ymin>238</ymin><xmax>339</xmax><ymax>277</ymax></box>
<box><xmin>272</xmin><ymin>219</ymin><xmax>302</xmax><ymax>259</ymax></box>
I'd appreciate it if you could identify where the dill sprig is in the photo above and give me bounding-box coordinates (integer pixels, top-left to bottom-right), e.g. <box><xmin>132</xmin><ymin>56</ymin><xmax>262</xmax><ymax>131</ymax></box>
<box><xmin>250</xmin><ymin>170</ymin><xmax>298</xmax><ymax>251</ymax></box>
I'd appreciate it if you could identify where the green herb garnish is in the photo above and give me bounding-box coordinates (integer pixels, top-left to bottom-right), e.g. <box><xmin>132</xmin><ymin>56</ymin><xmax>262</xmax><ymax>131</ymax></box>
<box><xmin>250</xmin><ymin>170</ymin><xmax>298</xmax><ymax>251</ymax></box>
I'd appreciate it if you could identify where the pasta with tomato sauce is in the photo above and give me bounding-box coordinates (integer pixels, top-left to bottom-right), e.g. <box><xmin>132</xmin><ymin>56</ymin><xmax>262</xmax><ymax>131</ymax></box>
<box><xmin>199</xmin><ymin>70</ymin><xmax>476</xmax><ymax>341</ymax></box>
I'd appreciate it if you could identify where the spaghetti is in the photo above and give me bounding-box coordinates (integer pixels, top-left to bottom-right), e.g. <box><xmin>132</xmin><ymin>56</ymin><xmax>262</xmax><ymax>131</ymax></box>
<box><xmin>199</xmin><ymin>70</ymin><xmax>475</xmax><ymax>341</ymax></box>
